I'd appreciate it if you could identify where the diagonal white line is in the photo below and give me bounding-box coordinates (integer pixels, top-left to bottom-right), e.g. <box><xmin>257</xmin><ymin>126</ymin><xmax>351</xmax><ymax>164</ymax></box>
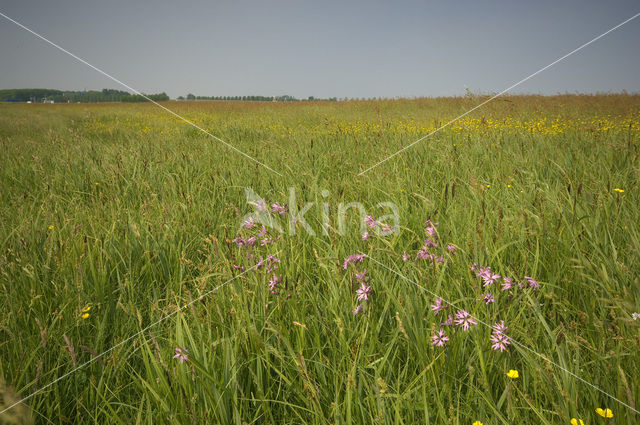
<box><xmin>358</xmin><ymin>11</ymin><xmax>640</xmax><ymax>176</ymax></box>
<box><xmin>0</xmin><ymin>255</ymin><xmax>275</xmax><ymax>416</ymax></box>
<box><xmin>362</xmin><ymin>252</ymin><xmax>640</xmax><ymax>415</ymax></box>
<box><xmin>0</xmin><ymin>11</ymin><xmax>283</xmax><ymax>177</ymax></box>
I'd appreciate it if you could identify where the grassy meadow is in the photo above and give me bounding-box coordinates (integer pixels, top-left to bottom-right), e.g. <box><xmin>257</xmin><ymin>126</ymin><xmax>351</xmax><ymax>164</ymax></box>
<box><xmin>0</xmin><ymin>94</ymin><xmax>639</xmax><ymax>424</ymax></box>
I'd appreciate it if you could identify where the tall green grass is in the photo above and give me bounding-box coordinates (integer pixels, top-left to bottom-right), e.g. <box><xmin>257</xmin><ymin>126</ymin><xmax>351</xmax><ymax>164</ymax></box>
<box><xmin>0</xmin><ymin>95</ymin><xmax>638</xmax><ymax>424</ymax></box>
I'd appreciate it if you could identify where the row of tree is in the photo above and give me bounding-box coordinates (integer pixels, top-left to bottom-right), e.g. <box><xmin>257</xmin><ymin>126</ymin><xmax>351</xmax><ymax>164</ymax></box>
<box><xmin>0</xmin><ymin>88</ymin><xmax>343</xmax><ymax>103</ymax></box>
<box><xmin>0</xmin><ymin>88</ymin><xmax>169</xmax><ymax>103</ymax></box>
<box><xmin>177</xmin><ymin>94</ymin><xmax>338</xmax><ymax>102</ymax></box>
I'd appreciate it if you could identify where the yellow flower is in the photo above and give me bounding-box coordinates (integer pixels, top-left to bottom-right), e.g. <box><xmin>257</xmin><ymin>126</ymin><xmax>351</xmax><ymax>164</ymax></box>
<box><xmin>595</xmin><ymin>408</ymin><xmax>613</xmax><ymax>418</ymax></box>
<box><xmin>48</xmin><ymin>225</ymin><xmax>54</xmax><ymax>230</ymax></box>
<box><xmin>472</xmin><ymin>421</ymin><xmax>483</xmax><ymax>425</ymax></box>
<box><xmin>613</xmin><ymin>188</ymin><xmax>624</xmax><ymax>193</ymax></box>
<box><xmin>506</xmin><ymin>369</ymin><xmax>519</xmax><ymax>379</ymax></box>
<box><xmin>507</xmin><ymin>184</ymin><xmax>511</xmax><ymax>188</ymax></box>
<box><xmin>82</xmin><ymin>306</ymin><xmax>91</xmax><ymax>313</ymax></box>
<box><xmin>81</xmin><ymin>313</ymin><xmax>89</xmax><ymax>319</ymax></box>
<box><xmin>486</xmin><ymin>184</ymin><xmax>490</xmax><ymax>188</ymax></box>
<box><xmin>570</xmin><ymin>418</ymin><xmax>585</xmax><ymax>425</ymax></box>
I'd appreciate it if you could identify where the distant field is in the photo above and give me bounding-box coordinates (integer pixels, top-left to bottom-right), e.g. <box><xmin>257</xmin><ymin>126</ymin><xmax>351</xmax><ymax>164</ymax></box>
<box><xmin>0</xmin><ymin>94</ymin><xmax>639</xmax><ymax>424</ymax></box>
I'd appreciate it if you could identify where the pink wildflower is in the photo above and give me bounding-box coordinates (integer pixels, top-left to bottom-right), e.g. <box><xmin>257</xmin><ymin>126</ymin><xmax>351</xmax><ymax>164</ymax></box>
<box><xmin>431</xmin><ymin>329</ymin><xmax>449</xmax><ymax>347</ymax></box>
<box><xmin>482</xmin><ymin>272</ymin><xmax>500</xmax><ymax>287</ymax></box>
<box><xmin>268</xmin><ymin>274</ymin><xmax>281</xmax><ymax>293</ymax></box>
<box><xmin>173</xmin><ymin>347</ymin><xmax>189</xmax><ymax>364</ymax></box>
<box><xmin>490</xmin><ymin>331</ymin><xmax>510</xmax><ymax>352</ymax></box>
<box><xmin>492</xmin><ymin>320</ymin><xmax>508</xmax><ymax>334</ymax></box>
<box><xmin>416</xmin><ymin>249</ymin><xmax>432</xmax><ymax>260</ymax></box>
<box><xmin>424</xmin><ymin>239</ymin><xmax>438</xmax><ymax>248</ymax></box>
<box><xmin>270</xmin><ymin>202</ymin><xmax>287</xmax><ymax>215</ymax></box>
<box><xmin>364</xmin><ymin>215</ymin><xmax>376</xmax><ymax>229</ymax></box>
<box><xmin>431</xmin><ymin>297</ymin><xmax>447</xmax><ymax>315</ymax></box>
<box><xmin>356</xmin><ymin>282</ymin><xmax>371</xmax><ymax>301</ymax></box>
<box><xmin>355</xmin><ymin>269</ymin><xmax>368</xmax><ymax>281</ymax></box>
<box><xmin>524</xmin><ymin>276</ymin><xmax>539</xmax><ymax>290</ymax></box>
<box><xmin>454</xmin><ymin>310</ymin><xmax>478</xmax><ymax>331</ymax></box>
<box><xmin>343</xmin><ymin>254</ymin><xmax>366</xmax><ymax>269</ymax></box>
<box><xmin>490</xmin><ymin>320</ymin><xmax>510</xmax><ymax>352</ymax></box>
<box><xmin>501</xmin><ymin>277</ymin><xmax>513</xmax><ymax>291</ymax></box>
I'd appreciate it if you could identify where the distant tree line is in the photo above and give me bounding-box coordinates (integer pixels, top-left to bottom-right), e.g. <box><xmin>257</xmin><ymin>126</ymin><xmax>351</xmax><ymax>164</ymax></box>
<box><xmin>177</xmin><ymin>94</ymin><xmax>338</xmax><ymax>102</ymax></box>
<box><xmin>0</xmin><ymin>88</ymin><xmax>169</xmax><ymax>103</ymax></box>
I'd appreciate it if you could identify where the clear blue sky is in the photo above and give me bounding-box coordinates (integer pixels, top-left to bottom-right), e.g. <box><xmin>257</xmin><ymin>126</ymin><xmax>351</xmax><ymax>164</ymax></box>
<box><xmin>0</xmin><ymin>0</ymin><xmax>638</xmax><ymax>99</ymax></box>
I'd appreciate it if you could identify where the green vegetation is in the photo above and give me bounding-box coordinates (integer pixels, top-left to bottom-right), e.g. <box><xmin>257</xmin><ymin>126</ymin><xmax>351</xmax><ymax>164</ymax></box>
<box><xmin>0</xmin><ymin>95</ymin><xmax>638</xmax><ymax>424</ymax></box>
<box><xmin>0</xmin><ymin>88</ymin><xmax>169</xmax><ymax>103</ymax></box>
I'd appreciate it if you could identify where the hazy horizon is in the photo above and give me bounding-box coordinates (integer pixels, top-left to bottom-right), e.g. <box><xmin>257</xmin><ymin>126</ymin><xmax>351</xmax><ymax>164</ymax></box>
<box><xmin>1</xmin><ymin>0</ymin><xmax>639</xmax><ymax>99</ymax></box>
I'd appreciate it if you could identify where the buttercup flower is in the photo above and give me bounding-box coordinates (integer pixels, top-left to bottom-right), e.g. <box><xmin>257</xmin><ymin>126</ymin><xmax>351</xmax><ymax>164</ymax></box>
<box><xmin>570</xmin><ymin>419</ymin><xmax>585</xmax><ymax>425</ymax></box>
<box><xmin>595</xmin><ymin>408</ymin><xmax>613</xmax><ymax>418</ymax></box>
<box><xmin>81</xmin><ymin>305</ymin><xmax>91</xmax><ymax>319</ymax></box>
<box><xmin>472</xmin><ymin>421</ymin><xmax>484</xmax><ymax>425</ymax></box>
<box><xmin>506</xmin><ymin>369</ymin><xmax>519</xmax><ymax>379</ymax></box>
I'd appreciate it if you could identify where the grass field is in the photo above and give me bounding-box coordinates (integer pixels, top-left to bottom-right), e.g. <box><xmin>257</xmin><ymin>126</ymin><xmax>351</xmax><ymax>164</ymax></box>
<box><xmin>0</xmin><ymin>94</ymin><xmax>639</xmax><ymax>424</ymax></box>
